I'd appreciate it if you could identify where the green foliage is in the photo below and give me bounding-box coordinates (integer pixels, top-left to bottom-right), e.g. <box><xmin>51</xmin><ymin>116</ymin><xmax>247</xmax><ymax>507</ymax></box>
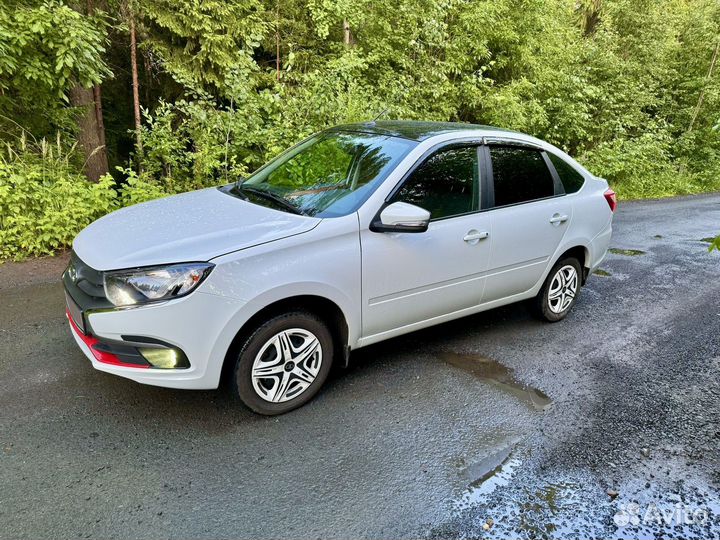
<box><xmin>580</xmin><ymin>127</ymin><xmax>703</xmax><ymax>199</ymax></box>
<box><xmin>0</xmin><ymin>1</ymin><xmax>109</xmax><ymax>95</ymax></box>
<box><xmin>116</xmin><ymin>168</ymin><xmax>168</xmax><ymax>207</ymax></box>
<box><xmin>0</xmin><ymin>135</ymin><xmax>117</xmax><ymax>260</ymax></box>
<box><xmin>3</xmin><ymin>0</ymin><xmax>720</xmax><ymax>260</ymax></box>
<box><xmin>137</xmin><ymin>98</ymin><xmax>265</xmax><ymax>192</ymax></box>
<box><xmin>139</xmin><ymin>0</ymin><xmax>268</xmax><ymax>94</ymax></box>
<box><xmin>708</xmin><ymin>235</ymin><xmax>720</xmax><ymax>252</ymax></box>
<box><xmin>0</xmin><ymin>0</ymin><xmax>110</xmax><ymax>136</ymax></box>
<box><xmin>131</xmin><ymin>0</ymin><xmax>720</xmax><ymax>202</ymax></box>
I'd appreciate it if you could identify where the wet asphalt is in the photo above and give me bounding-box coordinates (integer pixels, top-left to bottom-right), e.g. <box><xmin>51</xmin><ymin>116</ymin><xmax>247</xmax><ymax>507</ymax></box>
<box><xmin>0</xmin><ymin>194</ymin><xmax>719</xmax><ymax>539</ymax></box>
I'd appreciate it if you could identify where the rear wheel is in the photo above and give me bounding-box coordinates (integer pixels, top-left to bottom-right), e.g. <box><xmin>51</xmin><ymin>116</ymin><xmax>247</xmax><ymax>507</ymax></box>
<box><xmin>233</xmin><ymin>311</ymin><xmax>334</xmax><ymax>415</ymax></box>
<box><xmin>533</xmin><ymin>257</ymin><xmax>582</xmax><ymax>322</ymax></box>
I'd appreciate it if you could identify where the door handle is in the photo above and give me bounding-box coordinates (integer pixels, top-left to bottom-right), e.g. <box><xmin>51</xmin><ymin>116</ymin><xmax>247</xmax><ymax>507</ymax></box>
<box><xmin>463</xmin><ymin>230</ymin><xmax>489</xmax><ymax>243</ymax></box>
<box><xmin>549</xmin><ymin>213</ymin><xmax>569</xmax><ymax>224</ymax></box>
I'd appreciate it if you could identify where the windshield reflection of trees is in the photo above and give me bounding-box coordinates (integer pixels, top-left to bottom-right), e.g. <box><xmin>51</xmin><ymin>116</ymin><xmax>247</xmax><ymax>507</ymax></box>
<box><xmin>269</xmin><ymin>135</ymin><xmax>393</xmax><ymax>216</ymax></box>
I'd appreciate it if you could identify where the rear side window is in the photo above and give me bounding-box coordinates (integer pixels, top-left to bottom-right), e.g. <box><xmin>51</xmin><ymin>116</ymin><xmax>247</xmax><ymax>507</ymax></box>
<box><xmin>489</xmin><ymin>146</ymin><xmax>555</xmax><ymax>207</ymax></box>
<box><xmin>548</xmin><ymin>152</ymin><xmax>585</xmax><ymax>194</ymax></box>
<box><xmin>391</xmin><ymin>146</ymin><xmax>479</xmax><ymax>220</ymax></box>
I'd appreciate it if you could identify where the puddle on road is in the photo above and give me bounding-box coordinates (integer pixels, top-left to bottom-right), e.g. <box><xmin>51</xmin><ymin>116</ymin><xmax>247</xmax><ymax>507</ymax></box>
<box><xmin>443</xmin><ymin>353</ymin><xmax>554</xmax><ymax>519</ymax></box>
<box><xmin>608</xmin><ymin>248</ymin><xmax>646</xmax><ymax>256</ymax></box>
<box><xmin>593</xmin><ymin>268</ymin><xmax>612</xmax><ymax>277</ymax></box>
<box><xmin>516</xmin><ymin>480</ymin><xmax>585</xmax><ymax>537</ymax></box>
<box><xmin>454</xmin><ymin>450</ymin><xmax>591</xmax><ymax>535</ymax></box>
<box><xmin>455</xmin><ymin>445</ymin><xmax>523</xmax><ymax>510</ymax></box>
<box><xmin>441</xmin><ymin>352</ymin><xmax>552</xmax><ymax>411</ymax></box>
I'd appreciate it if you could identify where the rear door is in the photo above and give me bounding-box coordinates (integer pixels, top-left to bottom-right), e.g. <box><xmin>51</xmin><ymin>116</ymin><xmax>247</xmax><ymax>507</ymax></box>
<box><xmin>481</xmin><ymin>143</ymin><xmax>572</xmax><ymax>303</ymax></box>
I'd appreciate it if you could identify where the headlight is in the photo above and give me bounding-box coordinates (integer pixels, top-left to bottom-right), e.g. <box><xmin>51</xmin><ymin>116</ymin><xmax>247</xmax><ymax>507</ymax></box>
<box><xmin>103</xmin><ymin>263</ymin><xmax>214</xmax><ymax>307</ymax></box>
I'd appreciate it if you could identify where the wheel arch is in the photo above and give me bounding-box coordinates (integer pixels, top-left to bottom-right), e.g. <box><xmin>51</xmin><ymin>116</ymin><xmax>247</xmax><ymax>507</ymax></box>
<box><xmin>219</xmin><ymin>294</ymin><xmax>351</xmax><ymax>388</ymax></box>
<box><xmin>555</xmin><ymin>244</ymin><xmax>591</xmax><ymax>284</ymax></box>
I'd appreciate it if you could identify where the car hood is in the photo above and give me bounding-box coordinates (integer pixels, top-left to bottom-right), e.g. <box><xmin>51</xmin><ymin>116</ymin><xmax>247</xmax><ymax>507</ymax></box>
<box><xmin>73</xmin><ymin>187</ymin><xmax>321</xmax><ymax>271</ymax></box>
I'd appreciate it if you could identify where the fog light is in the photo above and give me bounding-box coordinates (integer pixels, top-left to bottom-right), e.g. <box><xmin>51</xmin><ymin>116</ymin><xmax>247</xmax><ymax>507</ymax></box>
<box><xmin>138</xmin><ymin>348</ymin><xmax>189</xmax><ymax>369</ymax></box>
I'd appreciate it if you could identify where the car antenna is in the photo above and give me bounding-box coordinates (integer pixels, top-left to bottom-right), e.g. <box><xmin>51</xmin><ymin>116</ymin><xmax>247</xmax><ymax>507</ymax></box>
<box><xmin>368</xmin><ymin>108</ymin><xmax>389</xmax><ymax>125</ymax></box>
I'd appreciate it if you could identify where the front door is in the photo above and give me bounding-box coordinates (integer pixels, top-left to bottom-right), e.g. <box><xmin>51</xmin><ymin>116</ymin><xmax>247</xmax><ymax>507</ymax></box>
<box><xmin>360</xmin><ymin>145</ymin><xmax>493</xmax><ymax>339</ymax></box>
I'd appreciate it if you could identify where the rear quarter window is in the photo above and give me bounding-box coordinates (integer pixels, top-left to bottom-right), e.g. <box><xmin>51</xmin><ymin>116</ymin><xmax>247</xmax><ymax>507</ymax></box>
<box><xmin>548</xmin><ymin>152</ymin><xmax>585</xmax><ymax>194</ymax></box>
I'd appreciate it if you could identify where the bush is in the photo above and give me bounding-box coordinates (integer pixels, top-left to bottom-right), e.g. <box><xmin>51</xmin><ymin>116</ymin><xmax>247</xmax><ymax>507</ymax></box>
<box><xmin>578</xmin><ymin>128</ymin><xmax>718</xmax><ymax>200</ymax></box>
<box><xmin>116</xmin><ymin>167</ymin><xmax>169</xmax><ymax>207</ymax></box>
<box><xmin>137</xmin><ymin>99</ymin><xmax>259</xmax><ymax>194</ymax></box>
<box><xmin>0</xmin><ymin>138</ymin><xmax>117</xmax><ymax>260</ymax></box>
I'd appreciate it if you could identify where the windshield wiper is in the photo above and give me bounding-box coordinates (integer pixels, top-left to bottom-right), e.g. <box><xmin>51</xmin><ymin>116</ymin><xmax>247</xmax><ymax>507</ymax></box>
<box><xmin>240</xmin><ymin>185</ymin><xmax>307</xmax><ymax>216</ymax></box>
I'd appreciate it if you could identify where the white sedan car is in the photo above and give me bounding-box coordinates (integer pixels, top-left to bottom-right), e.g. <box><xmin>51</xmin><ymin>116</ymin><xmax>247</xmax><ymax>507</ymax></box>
<box><xmin>64</xmin><ymin>121</ymin><xmax>615</xmax><ymax>414</ymax></box>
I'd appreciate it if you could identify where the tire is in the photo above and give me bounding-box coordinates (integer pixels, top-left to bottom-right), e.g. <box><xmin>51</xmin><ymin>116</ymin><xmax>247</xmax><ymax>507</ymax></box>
<box><xmin>232</xmin><ymin>310</ymin><xmax>334</xmax><ymax>415</ymax></box>
<box><xmin>532</xmin><ymin>257</ymin><xmax>582</xmax><ymax>322</ymax></box>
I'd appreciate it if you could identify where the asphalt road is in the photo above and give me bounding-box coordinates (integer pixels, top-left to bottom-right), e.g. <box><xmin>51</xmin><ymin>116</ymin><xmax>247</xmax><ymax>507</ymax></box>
<box><xmin>1</xmin><ymin>194</ymin><xmax>719</xmax><ymax>539</ymax></box>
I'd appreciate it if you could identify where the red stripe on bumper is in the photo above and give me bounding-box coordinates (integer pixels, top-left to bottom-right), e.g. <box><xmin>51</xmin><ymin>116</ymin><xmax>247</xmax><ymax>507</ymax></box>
<box><xmin>66</xmin><ymin>309</ymin><xmax>149</xmax><ymax>369</ymax></box>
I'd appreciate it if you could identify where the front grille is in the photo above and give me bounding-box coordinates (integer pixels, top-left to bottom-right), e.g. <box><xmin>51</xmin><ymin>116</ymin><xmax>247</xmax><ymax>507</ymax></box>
<box><xmin>63</xmin><ymin>251</ymin><xmax>113</xmax><ymax>311</ymax></box>
<box><xmin>68</xmin><ymin>251</ymin><xmax>106</xmax><ymax>299</ymax></box>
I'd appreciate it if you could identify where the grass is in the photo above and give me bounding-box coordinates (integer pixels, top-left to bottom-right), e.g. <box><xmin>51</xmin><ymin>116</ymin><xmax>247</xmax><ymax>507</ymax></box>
<box><xmin>608</xmin><ymin>248</ymin><xmax>646</xmax><ymax>256</ymax></box>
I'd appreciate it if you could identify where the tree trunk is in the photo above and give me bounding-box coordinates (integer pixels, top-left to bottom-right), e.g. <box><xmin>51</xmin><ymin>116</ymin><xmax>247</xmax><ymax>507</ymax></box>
<box><xmin>67</xmin><ymin>0</ymin><xmax>108</xmax><ymax>183</ymax></box>
<box><xmin>69</xmin><ymin>85</ymin><xmax>109</xmax><ymax>183</ymax></box>
<box><xmin>688</xmin><ymin>40</ymin><xmax>720</xmax><ymax>132</ymax></box>
<box><xmin>575</xmin><ymin>0</ymin><xmax>602</xmax><ymax>36</ymax></box>
<box><xmin>129</xmin><ymin>7</ymin><xmax>143</xmax><ymax>156</ymax></box>
<box><xmin>143</xmin><ymin>52</ymin><xmax>152</xmax><ymax>106</ymax></box>
<box><xmin>87</xmin><ymin>0</ymin><xmax>107</xmax><ymax>158</ymax></box>
<box><xmin>343</xmin><ymin>19</ymin><xmax>351</xmax><ymax>46</ymax></box>
<box><xmin>92</xmin><ymin>84</ymin><xmax>106</xmax><ymax>151</ymax></box>
<box><xmin>275</xmin><ymin>1</ymin><xmax>281</xmax><ymax>81</ymax></box>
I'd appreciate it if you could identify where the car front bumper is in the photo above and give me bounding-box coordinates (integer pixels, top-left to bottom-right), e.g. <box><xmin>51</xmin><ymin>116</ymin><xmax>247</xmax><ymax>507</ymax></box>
<box><xmin>63</xmin><ymin>254</ymin><xmax>246</xmax><ymax>390</ymax></box>
<box><xmin>66</xmin><ymin>289</ymin><xmax>245</xmax><ymax>389</ymax></box>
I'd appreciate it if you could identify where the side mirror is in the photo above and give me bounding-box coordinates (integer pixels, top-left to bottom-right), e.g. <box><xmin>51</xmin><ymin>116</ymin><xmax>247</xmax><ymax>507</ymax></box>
<box><xmin>370</xmin><ymin>201</ymin><xmax>430</xmax><ymax>233</ymax></box>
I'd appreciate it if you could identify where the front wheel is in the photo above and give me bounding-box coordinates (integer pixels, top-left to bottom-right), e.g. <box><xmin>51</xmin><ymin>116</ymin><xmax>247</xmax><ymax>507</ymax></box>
<box><xmin>532</xmin><ymin>257</ymin><xmax>582</xmax><ymax>322</ymax></box>
<box><xmin>233</xmin><ymin>311</ymin><xmax>334</xmax><ymax>415</ymax></box>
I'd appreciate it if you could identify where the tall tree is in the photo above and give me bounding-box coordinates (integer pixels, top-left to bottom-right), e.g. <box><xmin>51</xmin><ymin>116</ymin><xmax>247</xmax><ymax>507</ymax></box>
<box><xmin>138</xmin><ymin>0</ymin><xmax>269</xmax><ymax>95</ymax></box>
<box><xmin>72</xmin><ymin>0</ymin><xmax>109</xmax><ymax>182</ymax></box>
<box><xmin>688</xmin><ymin>40</ymin><xmax>720</xmax><ymax>132</ymax></box>
<box><xmin>127</xmin><ymin>1</ymin><xmax>142</xmax><ymax>155</ymax></box>
<box><xmin>0</xmin><ymin>1</ymin><xmax>110</xmax><ymax>180</ymax></box>
<box><xmin>343</xmin><ymin>18</ymin><xmax>350</xmax><ymax>46</ymax></box>
<box><xmin>275</xmin><ymin>0</ymin><xmax>281</xmax><ymax>80</ymax></box>
<box><xmin>576</xmin><ymin>0</ymin><xmax>603</xmax><ymax>35</ymax></box>
<box><xmin>69</xmin><ymin>85</ymin><xmax>109</xmax><ymax>182</ymax></box>
<box><xmin>87</xmin><ymin>0</ymin><xmax>107</xmax><ymax>169</ymax></box>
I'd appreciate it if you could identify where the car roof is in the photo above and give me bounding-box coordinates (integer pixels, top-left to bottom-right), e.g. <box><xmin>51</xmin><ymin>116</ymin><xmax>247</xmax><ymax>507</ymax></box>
<box><xmin>327</xmin><ymin>120</ymin><xmax>521</xmax><ymax>142</ymax></box>
<box><xmin>325</xmin><ymin>120</ymin><xmax>595</xmax><ymax>178</ymax></box>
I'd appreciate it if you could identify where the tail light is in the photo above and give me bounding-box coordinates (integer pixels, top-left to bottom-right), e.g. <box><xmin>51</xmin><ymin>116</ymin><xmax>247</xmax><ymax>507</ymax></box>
<box><xmin>604</xmin><ymin>188</ymin><xmax>617</xmax><ymax>212</ymax></box>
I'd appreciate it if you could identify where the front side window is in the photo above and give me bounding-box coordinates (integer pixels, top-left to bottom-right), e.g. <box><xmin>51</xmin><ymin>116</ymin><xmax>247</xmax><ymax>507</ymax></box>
<box><xmin>548</xmin><ymin>152</ymin><xmax>585</xmax><ymax>194</ymax></box>
<box><xmin>489</xmin><ymin>146</ymin><xmax>555</xmax><ymax>207</ymax></box>
<box><xmin>390</xmin><ymin>146</ymin><xmax>479</xmax><ymax>220</ymax></box>
<box><xmin>226</xmin><ymin>132</ymin><xmax>416</xmax><ymax>217</ymax></box>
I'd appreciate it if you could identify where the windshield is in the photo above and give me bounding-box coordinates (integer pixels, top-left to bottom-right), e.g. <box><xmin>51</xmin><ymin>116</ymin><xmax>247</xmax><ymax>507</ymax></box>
<box><xmin>225</xmin><ymin>131</ymin><xmax>416</xmax><ymax>217</ymax></box>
